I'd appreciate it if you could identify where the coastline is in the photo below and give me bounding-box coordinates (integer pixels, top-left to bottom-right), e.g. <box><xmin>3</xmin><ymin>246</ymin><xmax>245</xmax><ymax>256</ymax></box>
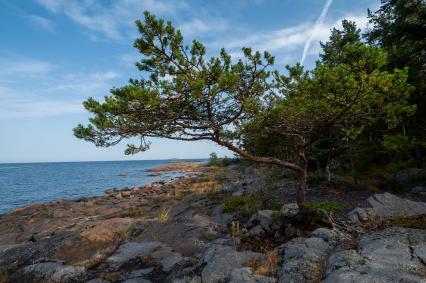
<box><xmin>0</xmin><ymin>159</ymin><xmax>206</xmax><ymax>215</ymax></box>
<box><xmin>1</xmin><ymin>162</ymin><xmax>426</xmax><ymax>282</ymax></box>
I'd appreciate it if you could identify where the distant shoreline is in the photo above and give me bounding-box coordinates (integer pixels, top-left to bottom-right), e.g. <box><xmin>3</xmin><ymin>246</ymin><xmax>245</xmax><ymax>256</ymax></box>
<box><xmin>0</xmin><ymin>158</ymin><xmax>208</xmax><ymax>165</ymax></box>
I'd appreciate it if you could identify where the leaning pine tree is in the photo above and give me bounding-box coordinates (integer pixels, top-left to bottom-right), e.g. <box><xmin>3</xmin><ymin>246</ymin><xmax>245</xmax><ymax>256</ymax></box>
<box><xmin>74</xmin><ymin>12</ymin><xmax>414</xmax><ymax>207</ymax></box>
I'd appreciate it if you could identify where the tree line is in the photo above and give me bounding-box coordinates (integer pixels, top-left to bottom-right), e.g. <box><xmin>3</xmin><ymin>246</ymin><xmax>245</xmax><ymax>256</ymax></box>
<box><xmin>74</xmin><ymin>0</ymin><xmax>426</xmax><ymax>207</ymax></box>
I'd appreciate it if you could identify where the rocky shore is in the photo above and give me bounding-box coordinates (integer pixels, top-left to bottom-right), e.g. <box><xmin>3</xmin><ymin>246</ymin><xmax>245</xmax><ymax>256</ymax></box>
<box><xmin>1</xmin><ymin>163</ymin><xmax>426</xmax><ymax>282</ymax></box>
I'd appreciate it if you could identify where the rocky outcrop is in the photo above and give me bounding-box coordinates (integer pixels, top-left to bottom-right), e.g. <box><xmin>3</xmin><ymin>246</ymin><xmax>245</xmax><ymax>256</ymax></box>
<box><xmin>277</xmin><ymin>236</ymin><xmax>330</xmax><ymax>283</ymax></box>
<box><xmin>321</xmin><ymin>227</ymin><xmax>426</xmax><ymax>282</ymax></box>
<box><xmin>391</xmin><ymin>168</ymin><xmax>426</xmax><ymax>185</ymax></box>
<box><xmin>9</xmin><ymin>261</ymin><xmax>87</xmax><ymax>283</ymax></box>
<box><xmin>347</xmin><ymin>192</ymin><xmax>426</xmax><ymax>223</ymax></box>
<box><xmin>227</xmin><ymin>267</ymin><xmax>275</xmax><ymax>283</ymax></box>
<box><xmin>280</xmin><ymin>203</ymin><xmax>299</xmax><ymax>217</ymax></box>
<box><xmin>200</xmin><ymin>245</ymin><xmax>266</xmax><ymax>283</ymax></box>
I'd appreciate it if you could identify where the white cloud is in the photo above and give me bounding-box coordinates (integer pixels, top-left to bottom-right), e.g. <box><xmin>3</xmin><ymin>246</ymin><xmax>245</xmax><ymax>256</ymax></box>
<box><xmin>35</xmin><ymin>0</ymin><xmax>62</xmax><ymax>13</ymax></box>
<box><xmin>0</xmin><ymin>54</ymin><xmax>120</xmax><ymax>119</ymax></box>
<box><xmin>0</xmin><ymin>57</ymin><xmax>54</xmax><ymax>76</ymax></box>
<box><xmin>0</xmin><ymin>97</ymin><xmax>83</xmax><ymax>119</ymax></box>
<box><xmin>35</xmin><ymin>0</ymin><xmax>189</xmax><ymax>41</ymax></box>
<box><xmin>118</xmin><ymin>53</ymin><xmax>140</xmax><ymax>67</ymax></box>
<box><xmin>46</xmin><ymin>71</ymin><xmax>120</xmax><ymax>95</ymax></box>
<box><xmin>179</xmin><ymin>18</ymin><xmax>228</xmax><ymax>37</ymax></box>
<box><xmin>301</xmin><ymin>0</ymin><xmax>333</xmax><ymax>65</ymax></box>
<box><xmin>28</xmin><ymin>14</ymin><xmax>54</xmax><ymax>31</ymax></box>
<box><xmin>208</xmin><ymin>11</ymin><xmax>369</xmax><ymax>66</ymax></box>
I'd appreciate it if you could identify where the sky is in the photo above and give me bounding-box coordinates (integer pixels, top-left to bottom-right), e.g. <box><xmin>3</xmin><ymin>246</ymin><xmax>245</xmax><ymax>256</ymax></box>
<box><xmin>0</xmin><ymin>0</ymin><xmax>380</xmax><ymax>163</ymax></box>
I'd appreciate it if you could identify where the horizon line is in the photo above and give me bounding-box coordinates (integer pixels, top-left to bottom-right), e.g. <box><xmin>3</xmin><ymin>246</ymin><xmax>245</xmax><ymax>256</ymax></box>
<box><xmin>0</xmin><ymin>157</ymin><xmax>210</xmax><ymax>165</ymax></box>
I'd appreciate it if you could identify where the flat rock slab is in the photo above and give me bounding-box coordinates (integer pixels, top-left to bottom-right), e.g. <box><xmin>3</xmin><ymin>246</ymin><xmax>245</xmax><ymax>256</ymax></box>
<box><xmin>347</xmin><ymin>192</ymin><xmax>426</xmax><ymax>223</ymax></box>
<box><xmin>201</xmin><ymin>245</ymin><xmax>266</xmax><ymax>283</ymax></box>
<box><xmin>277</xmin><ymin>237</ymin><xmax>330</xmax><ymax>283</ymax></box>
<box><xmin>106</xmin><ymin>241</ymin><xmax>185</xmax><ymax>273</ymax></box>
<box><xmin>227</xmin><ymin>267</ymin><xmax>276</xmax><ymax>283</ymax></box>
<box><xmin>322</xmin><ymin>227</ymin><xmax>426</xmax><ymax>282</ymax></box>
<box><xmin>9</xmin><ymin>261</ymin><xmax>87</xmax><ymax>283</ymax></box>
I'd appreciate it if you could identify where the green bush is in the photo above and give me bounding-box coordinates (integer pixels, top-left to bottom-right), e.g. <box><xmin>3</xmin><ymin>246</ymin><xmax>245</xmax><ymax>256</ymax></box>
<box><xmin>222</xmin><ymin>195</ymin><xmax>257</xmax><ymax>217</ymax></box>
<box><xmin>304</xmin><ymin>200</ymin><xmax>344</xmax><ymax>214</ymax></box>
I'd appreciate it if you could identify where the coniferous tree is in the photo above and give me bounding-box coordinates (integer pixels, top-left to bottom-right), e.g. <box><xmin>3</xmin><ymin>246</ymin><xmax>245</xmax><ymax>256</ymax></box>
<box><xmin>74</xmin><ymin>12</ymin><xmax>414</xmax><ymax>206</ymax></box>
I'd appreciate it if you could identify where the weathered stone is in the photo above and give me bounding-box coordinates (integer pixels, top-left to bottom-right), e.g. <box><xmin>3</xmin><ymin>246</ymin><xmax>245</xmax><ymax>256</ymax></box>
<box><xmin>311</xmin><ymin>228</ymin><xmax>347</xmax><ymax>245</ymax></box>
<box><xmin>104</xmin><ymin>188</ymin><xmax>117</xmax><ymax>194</ymax></box>
<box><xmin>277</xmin><ymin>237</ymin><xmax>329</xmax><ymax>283</ymax></box>
<box><xmin>131</xmin><ymin>187</ymin><xmax>143</xmax><ymax>195</ymax></box>
<box><xmin>411</xmin><ymin>186</ymin><xmax>426</xmax><ymax>194</ymax></box>
<box><xmin>201</xmin><ymin>245</ymin><xmax>266</xmax><ymax>283</ymax></box>
<box><xmin>106</xmin><ymin>241</ymin><xmax>163</xmax><ymax>268</ymax></box>
<box><xmin>0</xmin><ymin>233</ymin><xmax>75</xmax><ymax>277</ymax></box>
<box><xmin>321</xmin><ymin>227</ymin><xmax>426</xmax><ymax>283</ymax></box>
<box><xmin>347</xmin><ymin>207</ymin><xmax>378</xmax><ymax>223</ymax></box>
<box><xmin>119</xmin><ymin>267</ymin><xmax>154</xmax><ymax>282</ymax></box>
<box><xmin>280</xmin><ymin>203</ymin><xmax>299</xmax><ymax>217</ymax></box>
<box><xmin>150</xmin><ymin>244</ymin><xmax>185</xmax><ymax>272</ymax></box>
<box><xmin>246</xmin><ymin>210</ymin><xmax>281</xmax><ymax>235</ymax></box>
<box><xmin>393</xmin><ymin>168</ymin><xmax>426</xmax><ymax>184</ymax></box>
<box><xmin>9</xmin><ymin>261</ymin><xmax>87</xmax><ymax>283</ymax></box>
<box><xmin>347</xmin><ymin>192</ymin><xmax>426</xmax><ymax>223</ymax></box>
<box><xmin>227</xmin><ymin>267</ymin><xmax>276</xmax><ymax>283</ymax></box>
<box><xmin>323</xmin><ymin>249</ymin><xmax>364</xmax><ymax>277</ymax></box>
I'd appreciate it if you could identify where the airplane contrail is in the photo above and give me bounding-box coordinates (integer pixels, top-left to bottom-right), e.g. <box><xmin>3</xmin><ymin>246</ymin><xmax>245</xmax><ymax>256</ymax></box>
<box><xmin>300</xmin><ymin>0</ymin><xmax>333</xmax><ymax>65</ymax></box>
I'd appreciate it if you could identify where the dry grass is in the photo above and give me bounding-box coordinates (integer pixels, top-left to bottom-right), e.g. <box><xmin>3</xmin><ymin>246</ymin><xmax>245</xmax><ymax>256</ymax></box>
<box><xmin>244</xmin><ymin>250</ymin><xmax>278</xmax><ymax>277</ymax></box>
<box><xmin>191</xmin><ymin>180</ymin><xmax>222</xmax><ymax>193</ymax></box>
<box><xmin>147</xmin><ymin>162</ymin><xmax>202</xmax><ymax>172</ymax></box>
<box><xmin>231</xmin><ymin>221</ymin><xmax>240</xmax><ymax>238</ymax></box>
<box><xmin>120</xmin><ymin>206</ymin><xmax>149</xmax><ymax>218</ymax></box>
<box><xmin>158</xmin><ymin>208</ymin><xmax>171</xmax><ymax>222</ymax></box>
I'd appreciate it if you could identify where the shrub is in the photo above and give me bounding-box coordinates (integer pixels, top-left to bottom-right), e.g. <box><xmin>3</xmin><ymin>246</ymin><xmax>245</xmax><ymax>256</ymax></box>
<box><xmin>304</xmin><ymin>200</ymin><xmax>344</xmax><ymax>214</ymax></box>
<box><xmin>223</xmin><ymin>195</ymin><xmax>257</xmax><ymax>217</ymax></box>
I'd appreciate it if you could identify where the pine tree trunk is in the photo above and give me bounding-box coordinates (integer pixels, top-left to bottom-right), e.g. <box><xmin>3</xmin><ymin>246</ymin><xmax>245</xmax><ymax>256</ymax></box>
<box><xmin>297</xmin><ymin>166</ymin><xmax>307</xmax><ymax>207</ymax></box>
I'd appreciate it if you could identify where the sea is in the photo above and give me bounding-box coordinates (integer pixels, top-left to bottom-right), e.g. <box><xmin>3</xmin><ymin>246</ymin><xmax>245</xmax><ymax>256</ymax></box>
<box><xmin>0</xmin><ymin>159</ymin><xmax>205</xmax><ymax>214</ymax></box>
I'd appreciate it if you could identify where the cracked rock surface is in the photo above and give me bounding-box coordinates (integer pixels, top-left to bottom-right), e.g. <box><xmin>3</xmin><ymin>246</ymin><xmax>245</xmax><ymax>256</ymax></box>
<box><xmin>322</xmin><ymin>227</ymin><xmax>426</xmax><ymax>282</ymax></box>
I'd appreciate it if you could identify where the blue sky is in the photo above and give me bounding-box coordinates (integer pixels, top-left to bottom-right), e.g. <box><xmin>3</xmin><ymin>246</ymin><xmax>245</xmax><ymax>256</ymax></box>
<box><xmin>0</xmin><ymin>0</ymin><xmax>379</xmax><ymax>163</ymax></box>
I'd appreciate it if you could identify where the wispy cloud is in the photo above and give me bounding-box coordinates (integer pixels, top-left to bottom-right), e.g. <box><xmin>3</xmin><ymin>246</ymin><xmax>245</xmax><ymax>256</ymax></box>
<box><xmin>208</xmin><ymin>10</ymin><xmax>369</xmax><ymax>66</ymax></box>
<box><xmin>301</xmin><ymin>0</ymin><xmax>333</xmax><ymax>65</ymax></box>
<box><xmin>0</xmin><ymin>54</ymin><xmax>120</xmax><ymax>119</ymax></box>
<box><xmin>0</xmin><ymin>56</ymin><xmax>54</xmax><ymax>76</ymax></box>
<box><xmin>35</xmin><ymin>0</ymin><xmax>189</xmax><ymax>41</ymax></box>
<box><xmin>178</xmin><ymin>18</ymin><xmax>228</xmax><ymax>38</ymax></box>
<box><xmin>28</xmin><ymin>14</ymin><xmax>54</xmax><ymax>31</ymax></box>
<box><xmin>0</xmin><ymin>96</ymin><xmax>83</xmax><ymax>119</ymax></box>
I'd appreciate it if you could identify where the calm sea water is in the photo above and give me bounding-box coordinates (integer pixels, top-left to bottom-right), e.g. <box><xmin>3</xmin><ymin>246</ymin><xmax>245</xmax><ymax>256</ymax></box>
<box><xmin>0</xmin><ymin>159</ymin><xmax>205</xmax><ymax>214</ymax></box>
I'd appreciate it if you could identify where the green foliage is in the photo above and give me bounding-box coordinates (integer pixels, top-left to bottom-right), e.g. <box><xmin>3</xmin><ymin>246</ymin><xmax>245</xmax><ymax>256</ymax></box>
<box><xmin>367</xmin><ymin>0</ymin><xmax>426</xmax><ymax>164</ymax></box>
<box><xmin>307</xmin><ymin>175</ymin><xmax>326</xmax><ymax>186</ymax></box>
<box><xmin>304</xmin><ymin>200</ymin><xmax>344</xmax><ymax>214</ymax></box>
<box><xmin>208</xmin><ymin>152</ymin><xmax>221</xmax><ymax>166</ymax></box>
<box><xmin>73</xmin><ymin>10</ymin><xmax>416</xmax><ymax>206</ymax></box>
<box><xmin>222</xmin><ymin>195</ymin><xmax>258</xmax><ymax>217</ymax></box>
<box><xmin>208</xmin><ymin>152</ymin><xmax>234</xmax><ymax>167</ymax></box>
<box><xmin>271</xmin><ymin>210</ymin><xmax>285</xmax><ymax>219</ymax></box>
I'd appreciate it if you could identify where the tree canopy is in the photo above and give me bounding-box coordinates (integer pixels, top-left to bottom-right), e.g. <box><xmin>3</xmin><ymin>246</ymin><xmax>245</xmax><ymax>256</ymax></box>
<box><xmin>74</xmin><ymin>11</ymin><xmax>414</xmax><ymax>206</ymax></box>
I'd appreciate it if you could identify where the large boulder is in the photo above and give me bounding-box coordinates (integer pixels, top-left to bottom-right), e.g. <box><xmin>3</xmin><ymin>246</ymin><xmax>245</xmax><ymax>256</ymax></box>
<box><xmin>200</xmin><ymin>245</ymin><xmax>266</xmax><ymax>283</ymax></box>
<box><xmin>0</xmin><ymin>233</ymin><xmax>75</xmax><ymax>278</ymax></box>
<box><xmin>321</xmin><ymin>227</ymin><xmax>426</xmax><ymax>282</ymax></box>
<box><xmin>347</xmin><ymin>192</ymin><xmax>426</xmax><ymax>223</ymax></box>
<box><xmin>106</xmin><ymin>241</ymin><xmax>185</xmax><ymax>273</ymax></box>
<box><xmin>227</xmin><ymin>267</ymin><xmax>276</xmax><ymax>283</ymax></box>
<box><xmin>392</xmin><ymin>168</ymin><xmax>426</xmax><ymax>184</ymax></box>
<box><xmin>277</xmin><ymin>237</ymin><xmax>329</xmax><ymax>283</ymax></box>
<box><xmin>9</xmin><ymin>261</ymin><xmax>87</xmax><ymax>283</ymax></box>
<box><xmin>246</xmin><ymin>210</ymin><xmax>277</xmax><ymax>235</ymax></box>
<box><xmin>280</xmin><ymin>203</ymin><xmax>299</xmax><ymax>217</ymax></box>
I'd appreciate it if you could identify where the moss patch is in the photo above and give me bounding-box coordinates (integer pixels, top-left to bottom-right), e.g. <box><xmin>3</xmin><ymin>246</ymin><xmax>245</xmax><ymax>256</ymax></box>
<box><xmin>304</xmin><ymin>200</ymin><xmax>344</xmax><ymax>214</ymax></box>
